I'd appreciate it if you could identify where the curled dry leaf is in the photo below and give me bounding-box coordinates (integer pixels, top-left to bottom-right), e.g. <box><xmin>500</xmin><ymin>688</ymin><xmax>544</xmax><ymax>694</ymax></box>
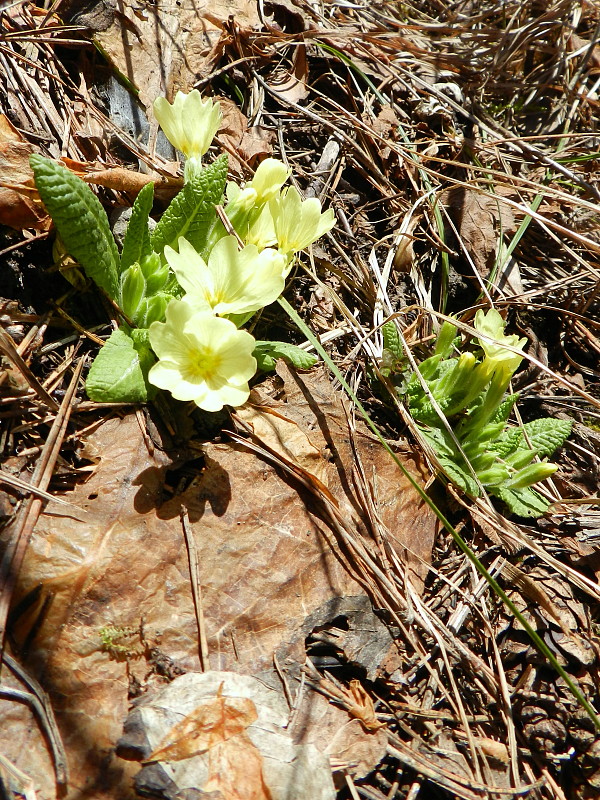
<box><xmin>217</xmin><ymin>99</ymin><xmax>275</xmax><ymax>174</ymax></box>
<box><xmin>266</xmin><ymin>44</ymin><xmax>309</xmax><ymax>104</ymax></box>
<box><xmin>0</xmin><ymin>115</ymin><xmax>47</xmax><ymax>230</ymax></box>
<box><xmin>441</xmin><ymin>185</ymin><xmax>518</xmax><ymax>288</ymax></box>
<box><xmin>91</xmin><ymin>0</ymin><xmax>260</xmax><ymax>111</ymax></box>
<box><xmin>118</xmin><ymin>671</ymin><xmax>336</xmax><ymax>800</ymax></box>
<box><xmin>147</xmin><ymin>684</ymin><xmax>258</xmax><ymax>762</ymax></box>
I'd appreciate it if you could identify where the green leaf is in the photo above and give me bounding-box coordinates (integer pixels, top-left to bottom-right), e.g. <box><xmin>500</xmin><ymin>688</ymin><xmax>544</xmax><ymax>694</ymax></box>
<box><xmin>518</xmin><ymin>417</ymin><xmax>572</xmax><ymax>457</ymax></box>
<box><xmin>150</xmin><ymin>155</ymin><xmax>228</xmax><ymax>258</ymax></box>
<box><xmin>120</xmin><ymin>181</ymin><xmax>154</xmax><ymax>272</ymax></box>
<box><xmin>30</xmin><ymin>154</ymin><xmax>119</xmax><ymax>299</ymax></box>
<box><xmin>254</xmin><ymin>341</ymin><xmax>318</xmax><ymax>371</ymax></box>
<box><xmin>382</xmin><ymin>320</ymin><xmax>403</xmax><ymax>360</ymax></box>
<box><xmin>437</xmin><ymin>455</ymin><xmax>480</xmax><ymax>497</ymax></box>
<box><xmin>86</xmin><ymin>328</ymin><xmax>152</xmax><ymax>403</ymax></box>
<box><xmin>491</xmin><ymin>393</ymin><xmax>519</xmax><ymax>424</ymax></box>
<box><xmin>434</xmin><ymin>320</ymin><xmax>458</xmax><ymax>358</ymax></box>
<box><xmin>495</xmin><ymin>486</ymin><xmax>550</xmax><ymax>518</ymax></box>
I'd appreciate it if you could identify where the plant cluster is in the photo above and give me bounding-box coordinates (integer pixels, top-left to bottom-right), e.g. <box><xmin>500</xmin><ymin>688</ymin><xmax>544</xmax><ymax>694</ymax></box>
<box><xmin>30</xmin><ymin>90</ymin><xmax>335</xmax><ymax>411</ymax></box>
<box><xmin>381</xmin><ymin>309</ymin><xmax>572</xmax><ymax>517</ymax></box>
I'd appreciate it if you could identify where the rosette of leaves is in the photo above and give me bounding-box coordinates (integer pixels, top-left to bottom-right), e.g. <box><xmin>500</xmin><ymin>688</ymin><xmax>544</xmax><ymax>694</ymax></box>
<box><xmin>381</xmin><ymin>319</ymin><xmax>572</xmax><ymax>517</ymax></box>
<box><xmin>30</xmin><ymin>153</ymin><xmax>228</xmax><ymax>403</ymax></box>
<box><xmin>30</xmin><ymin>153</ymin><xmax>317</xmax><ymax>406</ymax></box>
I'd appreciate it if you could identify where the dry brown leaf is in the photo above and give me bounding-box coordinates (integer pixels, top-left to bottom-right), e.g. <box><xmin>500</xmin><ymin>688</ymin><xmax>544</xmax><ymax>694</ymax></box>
<box><xmin>217</xmin><ymin>99</ymin><xmax>274</xmax><ymax>174</ymax></box>
<box><xmin>2</xmin><ymin>410</ymin><xmax>360</xmax><ymax>797</ymax></box>
<box><xmin>148</xmin><ymin>688</ymin><xmax>258</xmax><ymax>762</ymax></box>
<box><xmin>1</xmin><ymin>367</ymin><xmax>435</xmax><ymax>796</ymax></box>
<box><xmin>119</xmin><ymin>671</ymin><xmax>335</xmax><ymax>799</ymax></box>
<box><xmin>267</xmin><ymin>44</ymin><xmax>309</xmax><ymax>104</ymax></box>
<box><xmin>346</xmin><ymin>680</ymin><xmax>385</xmax><ymax>732</ymax></box>
<box><xmin>92</xmin><ymin>0</ymin><xmax>260</xmax><ymax>111</ymax></box>
<box><xmin>0</xmin><ymin>115</ymin><xmax>47</xmax><ymax>230</ymax></box>
<box><xmin>204</xmin><ymin>736</ymin><xmax>273</xmax><ymax>800</ymax></box>
<box><xmin>442</xmin><ymin>186</ymin><xmax>517</xmax><ymax>280</ymax></box>
<box><xmin>291</xmin><ymin>679</ymin><xmax>387</xmax><ymax>780</ymax></box>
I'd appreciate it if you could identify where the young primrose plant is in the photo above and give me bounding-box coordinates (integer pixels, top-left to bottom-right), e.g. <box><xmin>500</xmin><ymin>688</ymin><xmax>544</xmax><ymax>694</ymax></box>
<box><xmin>30</xmin><ymin>90</ymin><xmax>335</xmax><ymax>411</ymax></box>
<box><xmin>381</xmin><ymin>310</ymin><xmax>572</xmax><ymax>518</ymax></box>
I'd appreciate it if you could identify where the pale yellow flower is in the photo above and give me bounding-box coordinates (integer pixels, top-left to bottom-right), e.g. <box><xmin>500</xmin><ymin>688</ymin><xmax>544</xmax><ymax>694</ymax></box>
<box><xmin>474</xmin><ymin>308</ymin><xmax>527</xmax><ymax>375</ymax></box>
<box><xmin>270</xmin><ymin>186</ymin><xmax>335</xmax><ymax>255</ymax></box>
<box><xmin>153</xmin><ymin>91</ymin><xmax>221</xmax><ymax>180</ymax></box>
<box><xmin>248</xmin><ymin>158</ymin><xmax>290</xmax><ymax>204</ymax></box>
<box><xmin>244</xmin><ymin>204</ymin><xmax>277</xmax><ymax>250</ymax></box>
<box><xmin>148</xmin><ymin>299</ymin><xmax>256</xmax><ymax>411</ymax></box>
<box><xmin>226</xmin><ymin>158</ymin><xmax>290</xmax><ymax>211</ymax></box>
<box><xmin>165</xmin><ymin>236</ymin><xmax>286</xmax><ymax>316</ymax></box>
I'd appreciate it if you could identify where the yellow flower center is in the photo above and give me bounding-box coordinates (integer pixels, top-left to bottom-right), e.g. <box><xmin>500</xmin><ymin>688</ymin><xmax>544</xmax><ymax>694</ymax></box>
<box><xmin>182</xmin><ymin>346</ymin><xmax>222</xmax><ymax>382</ymax></box>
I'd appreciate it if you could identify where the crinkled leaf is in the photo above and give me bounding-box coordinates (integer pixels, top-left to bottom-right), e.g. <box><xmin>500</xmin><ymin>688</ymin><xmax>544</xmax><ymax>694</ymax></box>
<box><xmin>382</xmin><ymin>320</ymin><xmax>403</xmax><ymax>361</ymax></box>
<box><xmin>30</xmin><ymin>154</ymin><xmax>119</xmax><ymax>299</ymax></box>
<box><xmin>151</xmin><ymin>155</ymin><xmax>228</xmax><ymax>258</ymax></box>
<box><xmin>418</xmin><ymin>425</ymin><xmax>457</xmax><ymax>459</ymax></box>
<box><xmin>86</xmin><ymin>328</ymin><xmax>151</xmax><ymax>403</ymax></box>
<box><xmin>491</xmin><ymin>393</ymin><xmax>519</xmax><ymax>425</ymax></box>
<box><xmin>488</xmin><ymin>428</ymin><xmax>522</xmax><ymax>458</ymax></box>
<box><xmin>120</xmin><ymin>181</ymin><xmax>154</xmax><ymax>272</ymax></box>
<box><xmin>495</xmin><ymin>486</ymin><xmax>550</xmax><ymax>518</ymax></box>
<box><xmin>254</xmin><ymin>341</ymin><xmax>318</xmax><ymax>371</ymax></box>
<box><xmin>517</xmin><ymin>418</ymin><xmax>572</xmax><ymax>457</ymax></box>
<box><xmin>437</xmin><ymin>456</ymin><xmax>480</xmax><ymax>497</ymax></box>
<box><xmin>409</xmin><ymin>392</ymin><xmax>458</xmax><ymax>425</ymax></box>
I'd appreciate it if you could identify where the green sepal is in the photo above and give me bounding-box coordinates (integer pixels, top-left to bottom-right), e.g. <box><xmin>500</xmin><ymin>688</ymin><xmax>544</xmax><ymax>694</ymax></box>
<box><xmin>504</xmin><ymin>447</ymin><xmax>536</xmax><ymax>469</ymax></box>
<box><xmin>504</xmin><ymin>461</ymin><xmax>557</xmax><ymax>490</ymax></box>
<box><xmin>434</xmin><ymin>320</ymin><xmax>458</xmax><ymax>358</ymax></box>
<box><xmin>30</xmin><ymin>153</ymin><xmax>119</xmax><ymax>299</ymax></box>
<box><xmin>254</xmin><ymin>341</ymin><xmax>318</xmax><ymax>372</ymax></box>
<box><xmin>476</xmin><ymin>464</ymin><xmax>510</xmax><ymax>487</ymax></box>
<box><xmin>151</xmin><ymin>155</ymin><xmax>228</xmax><ymax>258</ymax></box>
<box><xmin>137</xmin><ymin>293</ymin><xmax>172</xmax><ymax>327</ymax></box>
<box><xmin>86</xmin><ymin>327</ymin><xmax>155</xmax><ymax>403</ymax></box>
<box><xmin>120</xmin><ymin>263</ymin><xmax>145</xmax><ymax>321</ymax></box>
<box><xmin>495</xmin><ymin>486</ymin><xmax>550</xmax><ymax>518</ymax></box>
<box><xmin>141</xmin><ymin>253</ymin><xmax>170</xmax><ymax>295</ymax></box>
<box><xmin>120</xmin><ymin>181</ymin><xmax>154</xmax><ymax>272</ymax></box>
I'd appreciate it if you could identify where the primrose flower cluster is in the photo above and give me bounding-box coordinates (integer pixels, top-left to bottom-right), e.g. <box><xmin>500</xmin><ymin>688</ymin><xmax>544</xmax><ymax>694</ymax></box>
<box><xmin>382</xmin><ymin>309</ymin><xmax>572</xmax><ymax>517</ymax></box>
<box><xmin>148</xmin><ymin>90</ymin><xmax>335</xmax><ymax>412</ymax></box>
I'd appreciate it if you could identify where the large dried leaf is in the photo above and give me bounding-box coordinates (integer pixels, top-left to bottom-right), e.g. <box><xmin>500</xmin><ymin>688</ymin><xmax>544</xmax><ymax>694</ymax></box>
<box><xmin>89</xmin><ymin>0</ymin><xmax>260</xmax><ymax>111</ymax></box>
<box><xmin>1</xmin><ymin>367</ymin><xmax>435</xmax><ymax>797</ymax></box>
<box><xmin>148</xmin><ymin>689</ymin><xmax>258</xmax><ymax>762</ymax></box>
<box><xmin>442</xmin><ymin>186</ymin><xmax>518</xmax><ymax>287</ymax></box>
<box><xmin>0</xmin><ymin>115</ymin><xmax>47</xmax><ymax>230</ymax></box>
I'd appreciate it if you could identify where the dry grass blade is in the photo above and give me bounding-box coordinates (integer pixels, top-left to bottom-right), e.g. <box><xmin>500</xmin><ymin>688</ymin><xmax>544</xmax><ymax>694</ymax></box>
<box><xmin>0</xmin><ymin>328</ymin><xmax>58</xmax><ymax>411</ymax></box>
